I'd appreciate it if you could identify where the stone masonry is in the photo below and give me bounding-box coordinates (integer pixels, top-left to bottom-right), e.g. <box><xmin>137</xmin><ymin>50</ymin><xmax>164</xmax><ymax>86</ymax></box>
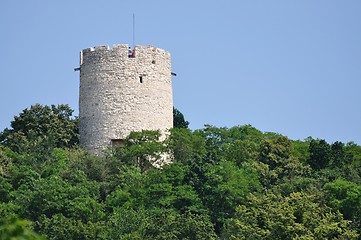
<box><xmin>79</xmin><ymin>44</ymin><xmax>173</xmax><ymax>154</ymax></box>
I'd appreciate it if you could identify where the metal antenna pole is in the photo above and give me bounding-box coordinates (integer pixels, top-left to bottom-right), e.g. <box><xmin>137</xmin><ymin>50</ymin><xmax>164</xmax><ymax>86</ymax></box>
<box><xmin>133</xmin><ymin>13</ymin><xmax>135</xmax><ymax>48</ymax></box>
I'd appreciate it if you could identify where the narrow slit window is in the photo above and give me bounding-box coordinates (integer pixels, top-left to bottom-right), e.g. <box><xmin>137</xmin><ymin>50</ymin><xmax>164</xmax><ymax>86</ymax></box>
<box><xmin>139</xmin><ymin>76</ymin><xmax>143</xmax><ymax>83</ymax></box>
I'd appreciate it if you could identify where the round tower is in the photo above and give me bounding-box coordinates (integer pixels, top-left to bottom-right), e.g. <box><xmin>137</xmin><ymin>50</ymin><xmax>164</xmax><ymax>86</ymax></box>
<box><xmin>78</xmin><ymin>44</ymin><xmax>173</xmax><ymax>154</ymax></box>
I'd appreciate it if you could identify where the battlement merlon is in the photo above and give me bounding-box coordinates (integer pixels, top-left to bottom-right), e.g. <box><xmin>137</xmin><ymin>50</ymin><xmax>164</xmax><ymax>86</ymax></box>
<box><xmin>79</xmin><ymin>44</ymin><xmax>170</xmax><ymax>66</ymax></box>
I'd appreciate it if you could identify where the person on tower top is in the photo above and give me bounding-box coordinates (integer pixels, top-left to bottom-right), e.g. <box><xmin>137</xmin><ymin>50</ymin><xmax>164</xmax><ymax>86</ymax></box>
<box><xmin>128</xmin><ymin>47</ymin><xmax>135</xmax><ymax>58</ymax></box>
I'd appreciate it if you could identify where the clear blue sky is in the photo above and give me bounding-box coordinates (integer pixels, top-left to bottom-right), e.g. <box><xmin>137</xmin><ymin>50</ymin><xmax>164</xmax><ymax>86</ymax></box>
<box><xmin>1</xmin><ymin>0</ymin><xmax>360</xmax><ymax>144</ymax></box>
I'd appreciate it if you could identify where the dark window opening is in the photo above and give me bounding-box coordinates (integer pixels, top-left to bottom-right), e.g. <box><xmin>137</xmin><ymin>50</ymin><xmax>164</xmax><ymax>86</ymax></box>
<box><xmin>139</xmin><ymin>76</ymin><xmax>143</xmax><ymax>83</ymax></box>
<box><xmin>111</xmin><ymin>139</ymin><xmax>125</xmax><ymax>148</ymax></box>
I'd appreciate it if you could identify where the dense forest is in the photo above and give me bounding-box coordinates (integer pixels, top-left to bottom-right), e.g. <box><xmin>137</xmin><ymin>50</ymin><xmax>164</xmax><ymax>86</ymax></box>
<box><xmin>0</xmin><ymin>104</ymin><xmax>360</xmax><ymax>239</ymax></box>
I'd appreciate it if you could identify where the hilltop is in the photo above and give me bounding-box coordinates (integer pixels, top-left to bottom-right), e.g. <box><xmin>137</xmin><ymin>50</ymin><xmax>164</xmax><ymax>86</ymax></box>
<box><xmin>0</xmin><ymin>104</ymin><xmax>360</xmax><ymax>239</ymax></box>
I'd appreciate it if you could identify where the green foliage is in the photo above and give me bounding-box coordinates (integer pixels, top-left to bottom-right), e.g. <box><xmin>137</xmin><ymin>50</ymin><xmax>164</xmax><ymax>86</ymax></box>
<box><xmin>113</xmin><ymin>130</ymin><xmax>165</xmax><ymax>172</ymax></box>
<box><xmin>252</xmin><ymin>136</ymin><xmax>319</xmax><ymax>197</ymax></box>
<box><xmin>201</xmin><ymin>160</ymin><xmax>261</xmax><ymax>232</ymax></box>
<box><xmin>0</xmin><ymin>217</ymin><xmax>45</xmax><ymax>240</ymax></box>
<box><xmin>173</xmin><ymin>107</ymin><xmax>190</xmax><ymax>128</ymax></box>
<box><xmin>259</xmin><ymin>136</ymin><xmax>292</xmax><ymax>169</ymax></box>
<box><xmin>324</xmin><ymin>179</ymin><xmax>361</xmax><ymax>232</ymax></box>
<box><xmin>0</xmin><ymin>146</ymin><xmax>13</xmax><ymax>178</ymax></box>
<box><xmin>308</xmin><ymin>139</ymin><xmax>331</xmax><ymax>170</ymax></box>
<box><xmin>0</xmin><ymin>177</ymin><xmax>12</xmax><ymax>203</ymax></box>
<box><xmin>291</xmin><ymin>140</ymin><xmax>310</xmax><ymax>163</ymax></box>
<box><xmin>198</xmin><ymin>124</ymin><xmax>262</xmax><ymax>164</ymax></box>
<box><xmin>345</xmin><ymin>142</ymin><xmax>361</xmax><ymax>164</ymax></box>
<box><xmin>0</xmin><ymin>104</ymin><xmax>79</xmax><ymax>153</ymax></box>
<box><xmin>1</xmin><ymin>105</ymin><xmax>360</xmax><ymax>239</ymax></box>
<box><xmin>107</xmin><ymin>162</ymin><xmax>205</xmax><ymax>214</ymax></box>
<box><xmin>37</xmin><ymin>214</ymin><xmax>105</xmax><ymax>240</ymax></box>
<box><xmin>0</xmin><ymin>202</ymin><xmax>19</xmax><ymax>220</ymax></box>
<box><xmin>166</xmin><ymin>128</ymin><xmax>206</xmax><ymax>164</ymax></box>
<box><xmin>107</xmin><ymin>208</ymin><xmax>216</xmax><ymax>240</ymax></box>
<box><xmin>13</xmin><ymin>172</ymin><xmax>103</xmax><ymax>222</ymax></box>
<box><xmin>222</xmin><ymin>191</ymin><xmax>359</xmax><ymax>239</ymax></box>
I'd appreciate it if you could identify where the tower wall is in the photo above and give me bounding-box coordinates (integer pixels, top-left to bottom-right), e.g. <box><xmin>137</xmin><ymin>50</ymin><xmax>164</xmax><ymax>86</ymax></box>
<box><xmin>79</xmin><ymin>44</ymin><xmax>173</xmax><ymax>154</ymax></box>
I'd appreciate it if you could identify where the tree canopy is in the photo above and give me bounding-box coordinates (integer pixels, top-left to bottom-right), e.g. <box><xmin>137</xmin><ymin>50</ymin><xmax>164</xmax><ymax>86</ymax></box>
<box><xmin>0</xmin><ymin>104</ymin><xmax>360</xmax><ymax>239</ymax></box>
<box><xmin>173</xmin><ymin>107</ymin><xmax>190</xmax><ymax>129</ymax></box>
<box><xmin>0</xmin><ymin>104</ymin><xmax>79</xmax><ymax>153</ymax></box>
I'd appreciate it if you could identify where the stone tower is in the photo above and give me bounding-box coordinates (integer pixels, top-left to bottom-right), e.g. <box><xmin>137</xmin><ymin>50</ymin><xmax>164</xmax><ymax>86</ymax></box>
<box><xmin>78</xmin><ymin>44</ymin><xmax>173</xmax><ymax>154</ymax></box>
